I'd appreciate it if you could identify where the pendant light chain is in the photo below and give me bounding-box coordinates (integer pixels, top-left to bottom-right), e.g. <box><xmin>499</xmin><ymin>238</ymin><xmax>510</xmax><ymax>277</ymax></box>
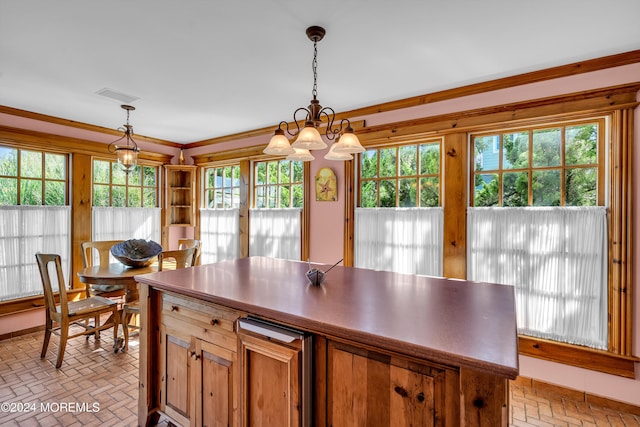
<box><xmin>312</xmin><ymin>40</ymin><xmax>318</xmax><ymax>100</ymax></box>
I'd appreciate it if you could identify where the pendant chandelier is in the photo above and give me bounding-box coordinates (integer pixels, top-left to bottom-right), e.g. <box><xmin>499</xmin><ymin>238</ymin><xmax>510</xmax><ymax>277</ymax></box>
<box><xmin>263</xmin><ymin>26</ymin><xmax>364</xmax><ymax>161</ymax></box>
<box><xmin>107</xmin><ymin>104</ymin><xmax>140</xmax><ymax>174</ymax></box>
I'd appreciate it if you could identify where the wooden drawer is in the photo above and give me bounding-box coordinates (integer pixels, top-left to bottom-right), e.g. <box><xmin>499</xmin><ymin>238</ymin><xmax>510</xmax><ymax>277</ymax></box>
<box><xmin>161</xmin><ymin>292</ymin><xmax>243</xmax><ymax>350</ymax></box>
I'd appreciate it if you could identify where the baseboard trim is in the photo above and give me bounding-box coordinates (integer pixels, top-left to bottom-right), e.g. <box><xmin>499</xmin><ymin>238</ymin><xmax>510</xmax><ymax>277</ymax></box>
<box><xmin>512</xmin><ymin>376</ymin><xmax>640</xmax><ymax>416</ymax></box>
<box><xmin>0</xmin><ymin>325</ymin><xmax>45</xmax><ymax>342</ymax></box>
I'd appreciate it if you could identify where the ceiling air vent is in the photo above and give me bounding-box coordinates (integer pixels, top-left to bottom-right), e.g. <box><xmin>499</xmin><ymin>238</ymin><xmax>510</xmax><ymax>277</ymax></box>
<box><xmin>95</xmin><ymin>88</ymin><xmax>140</xmax><ymax>104</ymax></box>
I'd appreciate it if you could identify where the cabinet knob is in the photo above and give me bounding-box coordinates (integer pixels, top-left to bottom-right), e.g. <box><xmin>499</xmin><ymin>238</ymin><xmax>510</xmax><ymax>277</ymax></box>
<box><xmin>210</xmin><ymin>319</ymin><xmax>219</xmax><ymax>326</ymax></box>
<box><xmin>190</xmin><ymin>351</ymin><xmax>200</xmax><ymax>360</ymax></box>
<box><xmin>416</xmin><ymin>392</ymin><xmax>425</xmax><ymax>403</ymax></box>
<box><xmin>171</xmin><ymin>305</ymin><xmax>179</xmax><ymax>312</ymax></box>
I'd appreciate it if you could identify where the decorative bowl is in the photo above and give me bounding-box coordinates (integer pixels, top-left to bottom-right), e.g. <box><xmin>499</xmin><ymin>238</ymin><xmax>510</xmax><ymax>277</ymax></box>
<box><xmin>111</xmin><ymin>239</ymin><xmax>162</xmax><ymax>268</ymax></box>
<box><xmin>305</xmin><ymin>268</ymin><xmax>326</xmax><ymax>286</ymax></box>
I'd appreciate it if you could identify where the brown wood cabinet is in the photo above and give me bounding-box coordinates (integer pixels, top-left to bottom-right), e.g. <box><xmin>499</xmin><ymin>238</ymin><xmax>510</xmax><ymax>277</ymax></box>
<box><xmin>165</xmin><ymin>165</ymin><xmax>196</xmax><ymax>227</ymax></box>
<box><xmin>158</xmin><ymin>291</ymin><xmax>243</xmax><ymax>427</ymax></box>
<box><xmin>238</xmin><ymin>331</ymin><xmax>302</xmax><ymax>427</ymax></box>
<box><xmin>327</xmin><ymin>340</ymin><xmax>460</xmax><ymax>427</ymax></box>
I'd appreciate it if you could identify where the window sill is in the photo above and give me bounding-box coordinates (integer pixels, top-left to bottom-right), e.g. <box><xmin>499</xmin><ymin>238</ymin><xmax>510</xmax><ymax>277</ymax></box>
<box><xmin>519</xmin><ymin>335</ymin><xmax>638</xmax><ymax>379</ymax></box>
<box><xmin>0</xmin><ymin>288</ymin><xmax>86</xmax><ymax>316</ymax></box>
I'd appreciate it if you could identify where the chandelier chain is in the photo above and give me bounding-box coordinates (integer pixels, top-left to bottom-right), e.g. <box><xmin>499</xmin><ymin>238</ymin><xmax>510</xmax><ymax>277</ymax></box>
<box><xmin>312</xmin><ymin>40</ymin><xmax>318</xmax><ymax>100</ymax></box>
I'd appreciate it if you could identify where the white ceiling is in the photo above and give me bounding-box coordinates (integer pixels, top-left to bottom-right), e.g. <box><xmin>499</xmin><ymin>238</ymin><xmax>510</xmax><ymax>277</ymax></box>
<box><xmin>1</xmin><ymin>0</ymin><xmax>639</xmax><ymax>144</ymax></box>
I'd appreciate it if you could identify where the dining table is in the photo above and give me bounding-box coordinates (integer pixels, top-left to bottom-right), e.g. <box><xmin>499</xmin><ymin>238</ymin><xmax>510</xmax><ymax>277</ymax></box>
<box><xmin>77</xmin><ymin>262</ymin><xmax>158</xmax><ymax>303</ymax></box>
<box><xmin>78</xmin><ymin>262</ymin><xmax>159</xmax><ymax>351</ymax></box>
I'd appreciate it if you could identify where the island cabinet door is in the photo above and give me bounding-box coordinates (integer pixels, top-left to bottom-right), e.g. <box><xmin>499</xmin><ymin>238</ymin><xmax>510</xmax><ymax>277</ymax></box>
<box><xmin>160</xmin><ymin>325</ymin><xmax>240</xmax><ymax>427</ymax></box>
<box><xmin>160</xmin><ymin>325</ymin><xmax>193</xmax><ymax>427</ymax></box>
<box><xmin>192</xmin><ymin>339</ymin><xmax>238</xmax><ymax>427</ymax></box>
<box><xmin>238</xmin><ymin>332</ymin><xmax>303</xmax><ymax>427</ymax></box>
<box><xmin>326</xmin><ymin>340</ymin><xmax>460</xmax><ymax>427</ymax></box>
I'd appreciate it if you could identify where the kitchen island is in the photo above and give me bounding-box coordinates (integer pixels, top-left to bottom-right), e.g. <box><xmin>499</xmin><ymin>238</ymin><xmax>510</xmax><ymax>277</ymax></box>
<box><xmin>135</xmin><ymin>256</ymin><xmax>518</xmax><ymax>426</ymax></box>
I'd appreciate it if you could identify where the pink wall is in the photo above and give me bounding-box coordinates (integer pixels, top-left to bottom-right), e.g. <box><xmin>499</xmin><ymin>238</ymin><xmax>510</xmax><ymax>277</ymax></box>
<box><xmin>1</xmin><ymin>62</ymin><xmax>639</xmax><ymax>405</ymax></box>
<box><xmin>308</xmin><ymin>148</ymin><xmax>346</xmax><ymax>264</ymax></box>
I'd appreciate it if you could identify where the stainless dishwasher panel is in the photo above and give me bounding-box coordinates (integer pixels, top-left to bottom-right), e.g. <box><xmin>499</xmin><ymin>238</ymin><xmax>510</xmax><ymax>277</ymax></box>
<box><xmin>237</xmin><ymin>316</ymin><xmax>313</xmax><ymax>427</ymax></box>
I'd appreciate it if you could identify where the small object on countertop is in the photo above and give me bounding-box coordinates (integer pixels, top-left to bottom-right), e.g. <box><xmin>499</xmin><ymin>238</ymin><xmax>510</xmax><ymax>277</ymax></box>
<box><xmin>305</xmin><ymin>258</ymin><xmax>342</xmax><ymax>286</ymax></box>
<box><xmin>305</xmin><ymin>268</ymin><xmax>326</xmax><ymax>286</ymax></box>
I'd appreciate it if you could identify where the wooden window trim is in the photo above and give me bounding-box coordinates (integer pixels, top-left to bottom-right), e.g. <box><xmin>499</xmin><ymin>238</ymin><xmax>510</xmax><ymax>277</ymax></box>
<box><xmin>519</xmin><ymin>336</ymin><xmax>637</xmax><ymax>378</ymax></box>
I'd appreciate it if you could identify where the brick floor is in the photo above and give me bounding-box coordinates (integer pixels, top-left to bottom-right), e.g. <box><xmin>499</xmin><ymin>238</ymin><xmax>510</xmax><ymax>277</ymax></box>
<box><xmin>1</xmin><ymin>330</ymin><xmax>638</xmax><ymax>426</ymax></box>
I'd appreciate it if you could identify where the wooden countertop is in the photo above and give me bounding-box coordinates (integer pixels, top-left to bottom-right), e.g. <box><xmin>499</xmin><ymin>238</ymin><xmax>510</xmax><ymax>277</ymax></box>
<box><xmin>135</xmin><ymin>256</ymin><xmax>519</xmax><ymax>378</ymax></box>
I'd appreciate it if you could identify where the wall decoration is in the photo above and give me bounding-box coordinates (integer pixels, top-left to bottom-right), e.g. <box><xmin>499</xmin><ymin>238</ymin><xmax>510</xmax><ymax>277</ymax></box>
<box><xmin>315</xmin><ymin>167</ymin><xmax>337</xmax><ymax>201</ymax></box>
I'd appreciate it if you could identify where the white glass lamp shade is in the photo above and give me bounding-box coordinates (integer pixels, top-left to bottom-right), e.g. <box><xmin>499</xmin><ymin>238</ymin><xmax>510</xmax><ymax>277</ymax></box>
<box><xmin>324</xmin><ymin>142</ymin><xmax>353</xmax><ymax>160</ymax></box>
<box><xmin>291</xmin><ymin>123</ymin><xmax>327</xmax><ymax>150</ymax></box>
<box><xmin>331</xmin><ymin>130</ymin><xmax>364</xmax><ymax>154</ymax></box>
<box><xmin>264</xmin><ymin>132</ymin><xmax>295</xmax><ymax>155</ymax></box>
<box><xmin>286</xmin><ymin>148</ymin><xmax>315</xmax><ymax>162</ymax></box>
<box><xmin>115</xmin><ymin>146</ymin><xmax>139</xmax><ymax>173</ymax></box>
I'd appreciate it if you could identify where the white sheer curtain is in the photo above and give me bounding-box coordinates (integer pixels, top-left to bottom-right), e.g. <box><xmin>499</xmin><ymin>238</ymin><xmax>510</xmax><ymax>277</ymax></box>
<box><xmin>354</xmin><ymin>207</ymin><xmax>443</xmax><ymax>276</ymax></box>
<box><xmin>92</xmin><ymin>207</ymin><xmax>161</xmax><ymax>242</ymax></box>
<box><xmin>467</xmin><ymin>206</ymin><xmax>608</xmax><ymax>349</ymax></box>
<box><xmin>200</xmin><ymin>208</ymin><xmax>239</xmax><ymax>264</ymax></box>
<box><xmin>0</xmin><ymin>206</ymin><xmax>71</xmax><ymax>301</ymax></box>
<box><xmin>249</xmin><ymin>208</ymin><xmax>301</xmax><ymax>261</ymax></box>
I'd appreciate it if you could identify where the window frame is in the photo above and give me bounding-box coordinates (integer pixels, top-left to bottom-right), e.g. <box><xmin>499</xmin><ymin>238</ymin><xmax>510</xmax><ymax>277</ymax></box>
<box><xmin>203</xmin><ymin>163</ymin><xmax>241</xmax><ymax>209</ymax></box>
<box><xmin>252</xmin><ymin>158</ymin><xmax>305</xmax><ymax>209</ymax></box>
<box><xmin>469</xmin><ymin>118</ymin><xmax>606</xmax><ymax>208</ymax></box>
<box><xmin>357</xmin><ymin>138</ymin><xmax>443</xmax><ymax>208</ymax></box>
<box><xmin>0</xmin><ymin>145</ymin><xmax>70</xmax><ymax>206</ymax></box>
<box><xmin>91</xmin><ymin>157</ymin><xmax>159</xmax><ymax>208</ymax></box>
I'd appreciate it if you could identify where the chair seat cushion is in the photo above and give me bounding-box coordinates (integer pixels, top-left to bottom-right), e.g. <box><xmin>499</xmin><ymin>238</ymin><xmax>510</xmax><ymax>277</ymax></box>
<box><xmin>91</xmin><ymin>284</ymin><xmax>124</xmax><ymax>293</ymax></box>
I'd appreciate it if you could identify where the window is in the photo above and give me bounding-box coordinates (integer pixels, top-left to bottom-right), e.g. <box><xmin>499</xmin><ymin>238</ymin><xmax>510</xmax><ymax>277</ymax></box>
<box><xmin>91</xmin><ymin>159</ymin><xmax>160</xmax><ymax>242</ymax></box>
<box><xmin>355</xmin><ymin>140</ymin><xmax>443</xmax><ymax>276</ymax></box>
<box><xmin>92</xmin><ymin>160</ymin><xmax>158</xmax><ymax>207</ymax></box>
<box><xmin>201</xmin><ymin>164</ymin><xmax>241</xmax><ymax>263</ymax></box>
<box><xmin>254</xmin><ymin>160</ymin><xmax>304</xmax><ymax>208</ymax></box>
<box><xmin>359</xmin><ymin>141</ymin><xmax>441</xmax><ymax>208</ymax></box>
<box><xmin>468</xmin><ymin>119</ymin><xmax>608</xmax><ymax>349</ymax></box>
<box><xmin>0</xmin><ymin>146</ymin><xmax>70</xmax><ymax>301</ymax></box>
<box><xmin>250</xmin><ymin>159</ymin><xmax>304</xmax><ymax>261</ymax></box>
<box><xmin>204</xmin><ymin>165</ymin><xmax>241</xmax><ymax>208</ymax></box>
<box><xmin>472</xmin><ymin>120</ymin><xmax>604</xmax><ymax>207</ymax></box>
<box><xmin>0</xmin><ymin>147</ymin><xmax>67</xmax><ymax>206</ymax></box>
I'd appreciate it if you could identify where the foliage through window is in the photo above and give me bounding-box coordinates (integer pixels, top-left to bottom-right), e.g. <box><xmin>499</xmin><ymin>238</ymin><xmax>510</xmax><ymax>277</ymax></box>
<box><xmin>204</xmin><ymin>165</ymin><xmax>240</xmax><ymax>208</ymax></box>
<box><xmin>359</xmin><ymin>140</ymin><xmax>441</xmax><ymax>207</ymax></box>
<box><xmin>0</xmin><ymin>146</ymin><xmax>67</xmax><ymax>206</ymax></box>
<box><xmin>92</xmin><ymin>160</ymin><xmax>158</xmax><ymax>207</ymax></box>
<box><xmin>472</xmin><ymin>120</ymin><xmax>604</xmax><ymax>207</ymax></box>
<box><xmin>253</xmin><ymin>160</ymin><xmax>304</xmax><ymax>208</ymax></box>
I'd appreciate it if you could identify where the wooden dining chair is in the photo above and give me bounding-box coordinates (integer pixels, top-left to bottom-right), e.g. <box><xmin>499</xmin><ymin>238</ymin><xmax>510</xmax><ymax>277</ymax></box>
<box><xmin>81</xmin><ymin>240</ymin><xmax>126</xmax><ymax>299</ymax></box>
<box><xmin>119</xmin><ymin>246</ymin><xmax>197</xmax><ymax>352</ymax></box>
<box><xmin>178</xmin><ymin>238</ymin><xmax>202</xmax><ymax>266</ymax></box>
<box><xmin>35</xmin><ymin>253</ymin><xmax>119</xmax><ymax>369</ymax></box>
